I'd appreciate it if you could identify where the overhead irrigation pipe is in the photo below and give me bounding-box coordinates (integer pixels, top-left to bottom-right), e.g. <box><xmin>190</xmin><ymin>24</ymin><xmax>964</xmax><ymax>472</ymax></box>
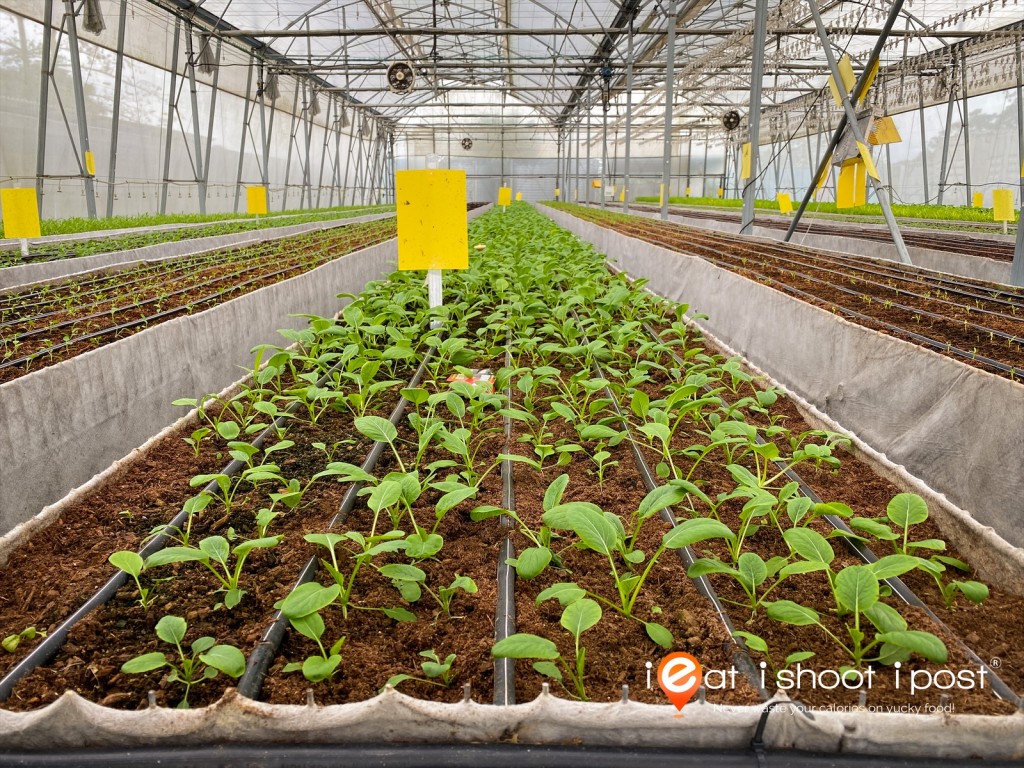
<box><xmin>783</xmin><ymin>0</ymin><xmax>907</xmax><ymax>256</ymax></box>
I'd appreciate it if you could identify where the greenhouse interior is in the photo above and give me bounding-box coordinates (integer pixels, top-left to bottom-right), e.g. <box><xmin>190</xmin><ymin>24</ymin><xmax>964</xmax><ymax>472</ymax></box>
<box><xmin>0</xmin><ymin>0</ymin><xmax>1023</xmax><ymax>765</ymax></box>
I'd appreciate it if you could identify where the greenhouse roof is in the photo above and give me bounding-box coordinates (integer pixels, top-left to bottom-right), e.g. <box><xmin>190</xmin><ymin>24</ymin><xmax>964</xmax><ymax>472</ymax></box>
<box><xmin>99</xmin><ymin>1</ymin><xmax>1024</xmax><ymax>137</ymax></box>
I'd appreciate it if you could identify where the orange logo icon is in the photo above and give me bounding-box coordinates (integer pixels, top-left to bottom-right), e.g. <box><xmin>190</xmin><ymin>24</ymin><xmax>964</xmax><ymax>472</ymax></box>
<box><xmin>658</xmin><ymin>652</ymin><xmax>702</xmax><ymax>713</ymax></box>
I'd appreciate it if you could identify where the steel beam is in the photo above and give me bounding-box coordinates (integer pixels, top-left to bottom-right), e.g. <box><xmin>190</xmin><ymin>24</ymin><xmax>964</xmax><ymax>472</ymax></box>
<box><xmin>35</xmin><ymin>0</ymin><xmax>53</xmax><ymax>218</ymax></box>
<box><xmin>63</xmin><ymin>0</ymin><xmax>97</xmax><ymax>218</ymax></box>
<box><xmin>160</xmin><ymin>18</ymin><xmax>181</xmax><ymax>215</ymax></box>
<box><xmin>233</xmin><ymin>53</ymin><xmax>255</xmax><ymax>213</ymax></box>
<box><xmin>184</xmin><ymin>28</ymin><xmax>207</xmax><ymax>214</ymax></box>
<box><xmin>740</xmin><ymin>0</ymin><xmax>768</xmax><ymax>235</ymax></box>
<box><xmin>937</xmin><ymin>66</ymin><xmax>956</xmax><ymax>206</ymax></box>
<box><xmin>105</xmin><ymin>0</ymin><xmax>129</xmax><ymax>218</ymax></box>
<box><xmin>660</xmin><ymin>0</ymin><xmax>676</xmax><ymax>221</ymax></box>
<box><xmin>202</xmin><ymin>37</ymin><xmax>222</xmax><ymax>212</ymax></box>
<box><xmin>916</xmin><ymin>74</ymin><xmax>928</xmax><ymax>202</ymax></box>
<box><xmin>961</xmin><ymin>48</ymin><xmax>972</xmax><ymax>203</ymax></box>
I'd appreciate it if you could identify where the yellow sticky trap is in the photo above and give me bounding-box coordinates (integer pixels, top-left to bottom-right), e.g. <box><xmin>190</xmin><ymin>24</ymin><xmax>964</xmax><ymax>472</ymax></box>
<box><xmin>868</xmin><ymin>116</ymin><xmax>901</xmax><ymax>145</ymax></box>
<box><xmin>777</xmin><ymin>193</ymin><xmax>793</xmax><ymax>213</ymax></box>
<box><xmin>717</xmin><ymin>187</ymin><xmax>724</xmax><ymax>198</ymax></box>
<box><xmin>972</xmin><ymin>192</ymin><xmax>984</xmax><ymax>209</ymax></box>
<box><xmin>554</xmin><ymin>187</ymin><xmax>560</xmax><ymax>199</ymax></box>
<box><xmin>659</xmin><ymin>183</ymin><xmax>664</xmax><ymax>205</ymax></box>
<box><xmin>497</xmin><ymin>186</ymin><xmax>512</xmax><ymax>207</ymax></box>
<box><xmin>619</xmin><ymin>188</ymin><xmax>625</xmax><ymax>202</ymax></box>
<box><xmin>0</xmin><ymin>188</ymin><xmax>41</xmax><ymax>238</ymax></box>
<box><xmin>246</xmin><ymin>186</ymin><xmax>268</xmax><ymax>215</ymax></box>
<box><xmin>839</xmin><ymin>55</ymin><xmax>855</xmax><ymax>97</ymax></box>
<box><xmin>84</xmin><ymin>151</ymin><xmax>96</xmax><ymax>176</ymax></box>
<box><xmin>827</xmin><ymin>75</ymin><xmax>842</xmax><ymax>108</ymax></box>
<box><xmin>515</xmin><ymin>192</ymin><xmax>522</xmax><ymax>201</ymax></box>
<box><xmin>837</xmin><ymin>160</ymin><xmax>866</xmax><ymax>209</ymax></box>
<box><xmin>856</xmin><ymin>142</ymin><xmax>880</xmax><ymax>181</ymax></box>
<box><xmin>993</xmin><ymin>189</ymin><xmax>1014</xmax><ymax>221</ymax></box>
<box><xmin>814</xmin><ymin>159</ymin><xmax>832</xmax><ymax>200</ymax></box>
<box><xmin>741</xmin><ymin>142</ymin><xmax>752</xmax><ymax>180</ymax></box>
<box><xmin>859</xmin><ymin>60</ymin><xmax>880</xmax><ymax>106</ymax></box>
<box><xmin>396</xmin><ymin>170</ymin><xmax>468</xmax><ymax>271</ymax></box>
<box><xmin>591</xmin><ymin>179</ymin><xmax>602</xmax><ymax>188</ymax></box>
<box><xmin>685</xmin><ymin>187</ymin><xmax>691</xmax><ymax>196</ymax></box>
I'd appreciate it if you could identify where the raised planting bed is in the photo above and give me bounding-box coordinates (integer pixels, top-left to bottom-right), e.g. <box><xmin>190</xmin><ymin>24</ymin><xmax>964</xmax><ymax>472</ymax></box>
<box><xmin>0</xmin><ymin>204</ymin><xmax>1020</xmax><ymax>761</ymax></box>
<box><xmin>543</xmin><ymin>203</ymin><xmax>1024</xmax><ymax>557</ymax></box>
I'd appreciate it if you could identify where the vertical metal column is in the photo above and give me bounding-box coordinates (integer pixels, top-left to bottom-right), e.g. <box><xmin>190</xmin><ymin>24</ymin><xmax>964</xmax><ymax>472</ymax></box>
<box><xmin>660</xmin><ymin>0</ymin><xmax>676</xmax><ymax>221</ymax></box>
<box><xmin>916</xmin><ymin>74</ymin><xmax>929</xmax><ymax>202</ymax></box>
<box><xmin>684</xmin><ymin>133</ymin><xmax>692</xmax><ymax>195</ymax></box>
<box><xmin>233</xmin><ymin>54</ymin><xmax>255</xmax><ymax>213</ymax></box>
<box><xmin>160</xmin><ymin>18</ymin><xmax>181</xmax><ymax>215</ymax></box>
<box><xmin>202</xmin><ymin>37</ymin><xmax>222</xmax><ymax>212</ymax></box>
<box><xmin>601</xmin><ymin>94</ymin><xmax>608</xmax><ymax>209</ymax></box>
<box><xmin>316</xmin><ymin>97</ymin><xmax>333</xmax><ymax>208</ymax></box>
<box><xmin>961</xmin><ymin>48</ymin><xmax>972</xmax><ymax>203</ymax></box>
<box><xmin>183</xmin><ymin>28</ymin><xmax>207</xmax><ymax>215</ymax></box>
<box><xmin>937</xmin><ymin>63</ymin><xmax>956</xmax><ymax>206</ymax></box>
<box><xmin>586</xmin><ymin>99</ymin><xmax>592</xmax><ymax>205</ymax></box>
<box><xmin>575</xmin><ymin>121</ymin><xmax>581</xmax><ymax>202</ymax></box>
<box><xmin>739</xmin><ymin>0</ymin><xmax>767</xmax><ymax>234</ymax></box>
<box><xmin>104</xmin><ymin>0</ymin><xmax>128</xmax><ymax>218</ymax></box>
<box><xmin>282</xmin><ymin>85</ymin><xmax>300</xmax><ymax>211</ymax></box>
<box><xmin>555</xmin><ymin>132</ymin><xmax>562</xmax><ymax>199</ymax></box>
<box><xmin>257</xmin><ymin>63</ymin><xmax>270</xmax><ymax>188</ymax></box>
<box><xmin>1017</xmin><ymin>37</ymin><xmax>1023</xmax><ymax>206</ymax></box>
<box><xmin>301</xmin><ymin>84</ymin><xmax>314</xmax><ymax>209</ymax></box>
<box><xmin>566</xmin><ymin>125</ymin><xmax>572</xmax><ymax>201</ymax></box>
<box><xmin>35</xmin><ymin>0</ymin><xmax>54</xmax><ymax>218</ymax></box>
<box><xmin>63</xmin><ymin>0</ymin><xmax>97</xmax><ymax>218</ymax></box>
<box><xmin>623</xmin><ymin>12</ymin><xmax>634</xmax><ymax>213</ymax></box>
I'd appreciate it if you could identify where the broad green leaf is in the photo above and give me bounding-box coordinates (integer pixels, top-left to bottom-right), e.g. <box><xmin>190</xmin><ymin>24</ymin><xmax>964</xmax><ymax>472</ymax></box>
<box><xmin>726</xmin><ymin>463</ymin><xmax>760</xmax><ymax>489</ymax></box>
<box><xmin>516</xmin><ymin>547</ymin><xmax>552</xmax><ymax>579</ymax></box>
<box><xmin>379</xmin><ymin>564</ymin><xmax>426</xmax><ymax>583</ymax></box>
<box><xmin>470</xmin><ymin>505</ymin><xmax>508</xmax><ymax>522</ymax></box>
<box><xmin>155</xmin><ymin>615</ymin><xmax>187</xmax><ymax>646</ymax></box>
<box><xmin>543</xmin><ymin>474</ymin><xmax>570</xmax><ymax>512</ymax></box>
<box><xmin>869</xmin><ymin>554</ymin><xmax>922</xmax><ymax>580</ymax></box>
<box><xmin>302</xmin><ymin>654</ymin><xmax>342</xmax><ymax>682</ymax></box>
<box><xmin>404</xmin><ymin>533</ymin><xmax>443</xmax><ymax>559</ymax></box>
<box><xmin>536</xmin><ymin>582</ymin><xmax>586</xmax><ymax>606</ymax></box>
<box><xmin>216</xmin><ymin>421</ymin><xmax>240</xmax><ymax>440</ymax></box>
<box><xmin>354</xmin><ymin>415</ymin><xmax>397</xmax><ymax>444</ymax></box>
<box><xmin>662</xmin><ymin>517</ymin><xmax>734</xmax><ymax>549</ymax></box>
<box><xmin>532</xmin><ymin>661</ymin><xmax>563</xmax><ymax>681</ymax></box>
<box><xmin>687</xmin><ymin>558</ymin><xmax>737</xmax><ymax>579</ymax></box>
<box><xmin>290</xmin><ymin>613</ymin><xmax>326</xmax><ymax>643</ymax></box>
<box><xmin>199</xmin><ymin>645</ymin><xmax>246</xmax><ymax>678</ymax></box>
<box><xmin>645</xmin><ymin>622</ymin><xmax>674</xmax><ymax>648</ymax></box>
<box><xmin>144</xmin><ymin>547</ymin><xmax>209</xmax><ymax>569</ymax></box>
<box><xmin>886</xmin><ymin>493</ymin><xmax>929</xmax><ymax>528</ymax></box>
<box><xmin>121</xmin><ymin>652</ymin><xmax>167</xmax><ymax>674</ymax></box>
<box><xmin>109</xmin><ymin>551</ymin><xmax>143</xmax><ymax>577</ymax></box>
<box><xmin>906</xmin><ymin>539</ymin><xmax>946</xmax><ymax>552</ymax></box>
<box><xmin>366</xmin><ymin>480</ymin><xmax>403</xmax><ymax>513</ymax></box>
<box><xmin>953</xmin><ymin>581</ymin><xmax>989</xmax><ymax>604</ymax></box>
<box><xmin>765</xmin><ymin>600</ymin><xmax>821</xmax><ymax>626</ymax></box>
<box><xmin>382</xmin><ymin>606</ymin><xmax>418</xmax><ymax>622</ymax></box>
<box><xmin>543</xmin><ymin>501</ymin><xmax>603</xmax><ymax>530</ymax></box>
<box><xmin>305</xmin><ymin>532</ymin><xmax>347</xmax><ymax>550</ymax></box>
<box><xmin>435</xmin><ymin>486</ymin><xmax>479</xmax><ymax>516</ymax></box>
<box><xmin>848</xmin><ymin>517</ymin><xmax>899</xmax><ymax>540</ymax></box>
<box><xmin>638</xmin><ymin>423</ymin><xmax>670</xmax><ymax>445</ymax></box>
<box><xmin>560</xmin><ymin>598</ymin><xmax>601</xmax><ymax>638</ymax></box>
<box><xmin>864</xmin><ymin>602</ymin><xmax>907</xmax><ymax>634</ymax></box>
<box><xmin>779</xmin><ymin>560</ymin><xmax>828</xmax><ymax>578</ymax></box>
<box><xmin>737</xmin><ymin>552</ymin><xmax>768</xmax><ymax>589</ymax></box>
<box><xmin>199</xmin><ymin>536</ymin><xmax>230</xmax><ymax>565</ymax></box>
<box><xmin>564</xmin><ymin>508</ymin><xmax>618</xmax><ymax>555</ymax></box>
<box><xmin>783</xmin><ymin>527</ymin><xmax>835</xmax><ymax>565</ymax></box>
<box><xmin>190</xmin><ymin>636</ymin><xmax>216</xmax><ymax>654</ymax></box>
<box><xmin>733</xmin><ymin>631</ymin><xmax>768</xmax><ymax>654</ymax></box>
<box><xmin>383</xmin><ymin>673</ymin><xmax>417</xmax><ymax>690</ymax></box>
<box><xmin>876</xmin><ymin>631</ymin><xmax>947</xmax><ymax>663</ymax></box>
<box><xmin>835</xmin><ymin>566</ymin><xmax>879</xmax><ymax>614</ymax></box>
<box><xmin>785</xmin><ymin>651</ymin><xmax>815</xmax><ymax>666</ymax></box>
<box><xmin>491</xmin><ymin>633</ymin><xmax>560</xmax><ymax>660</ymax></box>
<box><xmin>636</xmin><ymin>485</ymin><xmax>685</xmax><ymax>521</ymax></box>
<box><xmin>578</xmin><ymin>425</ymin><xmax>620</xmax><ymax>441</ymax></box>
<box><xmin>276</xmin><ymin>582</ymin><xmax>341</xmax><ymax>619</ymax></box>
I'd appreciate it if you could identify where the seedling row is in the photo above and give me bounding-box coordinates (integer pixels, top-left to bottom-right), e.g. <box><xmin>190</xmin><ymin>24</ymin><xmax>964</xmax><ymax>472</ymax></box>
<box><xmin>556</xmin><ymin>204</ymin><xmax>1024</xmax><ymax>380</ymax></box>
<box><xmin>0</xmin><ymin>205</ymin><xmax>1020</xmax><ymax>716</ymax></box>
<box><xmin>0</xmin><ymin>218</ymin><xmax>397</xmax><ymax>384</ymax></box>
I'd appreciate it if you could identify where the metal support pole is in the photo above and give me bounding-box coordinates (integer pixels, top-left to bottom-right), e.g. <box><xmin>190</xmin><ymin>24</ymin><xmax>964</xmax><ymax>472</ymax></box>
<box><xmin>63</xmin><ymin>0</ymin><xmax>97</xmax><ymax>218</ymax></box>
<box><xmin>916</xmin><ymin>74</ymin><xmax>929</xmax><ymax>203</ymax></box>
<box><xmin>233</xmin><ymin>54</ymin><xmax>255</xmax><ymax>213</ymax></box>
<box><xmin>329</xmin><ymin>105</ymin><xmax>342</xmax><ymax>207</ymax></box>
<box><xmin>804</xmin><ymin>0</ymin><xmax>910</xmax><ymax>263</ymax></box>
<box><xmin>784</xmin><ymin>0</ymin><xmax>905</xmax><ymax>245</ymax></box>
<box><xmin>575</xmin><ymin>121</ymin><xmax>581</xmax><ymax>202</ymax></box>
<box><xmin>961</xmin><ymin>49</ymin><xmax>972</xmax><ymax>203</ymax></box>
<box><xmin>623</xmin><ymin>13</ymin><xmax>634</xmax><ymax>213</ymax></box>
<box><xmin>660</xmin><ymin>0</ymin><xmax>676</xmax><ymax>221</ymax></box>
<box><xmin>202</xmin><ymin>37</ymin><xmax>222</xmax><ymax>211</ymax></box>
<box><xmin>937</xmin><ymin>65</ymin><xmax>956</xmax><ymax>206</ymax></box>
<box><xmin>601</xmin><ymin>98</ymin><xmax>608</xmax><ymax>209</ymax></box>
<box><xmin>302</xmin><ymin>85</ymin><xmax>314</xmax><ymax>209</ymax></box>
<box><xmin>160</xmin><ymin>18</ymin><xmax>181</xmax><ymax>215</ymax></box>
<box><xmin>282</xmin><ymin>85</ymin><xmax>300</xmax><ymax>211</ymax></box>
<box><xmin>1017</xmin><ymin>37</ymin><xmax>1023</xmax><ymax>207</ymax></box>
<box><xmin>257</xmin><ymin>68</ymin><xmax>270</xmax><ymax>189</ymax></box>
<box><xmin>104</xmin><ymin>0</ymin><xmax>128</xmax><ymax>218</ymax></box>
<box><xmin>184</xmin><ymin>28</ymin><xmax>207</xmax><ymax>215</ymax></box>
<box><xmin>35</xmin><ymin>0</ymin><xmax>54</xmax><ymax>218</ymax></box>
<box><xmin>586</xmin><ymin>99</ymin><xmax>592</xmax><ymax>205</ymax></box>
<box><xmin>555</xmin><ymin>132</ymin><xmax>562</xmax><ymax>199</ymax></box>
<box><xmin>316</xmin><ymin>97</ymin><xmax>332</xmax><ymax>208</ymax></box>
<box><xmin>1012</xmin><ymin>206</ymin><xmax>1024</xmax><ymax>287</ymax></box>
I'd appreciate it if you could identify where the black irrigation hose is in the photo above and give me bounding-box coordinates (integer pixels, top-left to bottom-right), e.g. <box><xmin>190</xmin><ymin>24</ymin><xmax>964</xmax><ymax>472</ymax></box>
<box><xmin>236</xmin><ymin>350</ymin><xmax>434</xmax><ymax>700</ymax></box>
<box><xmin>0</xmin><ymin>322</ymin><xmax>426</xmax><ymax>703</ymax></box>
<box><xmin>0</xmin><ymin>229</ymin><xmax>395</xmax><ymax>374</ymax></box>
<box><xmin>572</xmin><ymin>311</ymin><xmax>769</xmax><ymax>701</ymax></box>
<box><xmin>641</xmin><ymin>321</ymin><xmax>1021</xmax><ymax>707</ymax></box>
<box><xmin>493</xmin><ymin>348</ymin><xmax>518</xmax><ymax>706</ymax></box>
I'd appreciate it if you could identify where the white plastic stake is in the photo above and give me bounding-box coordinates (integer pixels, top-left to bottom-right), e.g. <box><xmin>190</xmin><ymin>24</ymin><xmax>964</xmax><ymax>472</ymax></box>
<box><xmin>20</xmin><ymin>238</ymin><xmax>28</xmax><ymax>257</ymax></box>
<box><xmin>427</xmin><ymin>268</ymin><xmax>443</xmax><ymax>329</ymax></box>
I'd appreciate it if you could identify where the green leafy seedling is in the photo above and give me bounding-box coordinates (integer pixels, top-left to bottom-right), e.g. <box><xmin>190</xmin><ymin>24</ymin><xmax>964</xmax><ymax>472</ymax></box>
<box><xmin>383</xmin><ymin>650</ymin><xmax>457</xmax><ymax>691</ymax></box>
<box><xmin>109</xmin><ymin>550</ymin><xmax>156</xmax><ymax>609</ymax></box>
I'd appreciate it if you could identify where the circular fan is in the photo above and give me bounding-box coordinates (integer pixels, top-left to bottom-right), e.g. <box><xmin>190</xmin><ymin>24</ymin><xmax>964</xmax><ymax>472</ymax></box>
<box><xmin>386</xmin><ymin>61</ymin><xmax>415</xmax><ymax>94</ymax></box>
<box><xmin>461</xmin><ymin>137</ymin><xmax>473</xmax><ymax>150</ymax></box>
<box><xmin>722</xmin><ymin>110</ymin><xmax>742</xmax><ymax>131</ymax></box>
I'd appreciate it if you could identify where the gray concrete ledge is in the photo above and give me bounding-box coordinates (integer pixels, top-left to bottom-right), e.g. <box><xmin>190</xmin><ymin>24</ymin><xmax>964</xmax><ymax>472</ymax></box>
<box><xmin>540</xmin><ymin>205</ymin><xmax>1024</xmax><ymax>573</ymax></box>
<box><xmin>0</xmin><ymin>212</ymin><xmax>395</xmax><ymax>293</ymax></box>
<box><xmin>0</xmin><ymin>238</ymin><xmax>398</xmax><ymax>536</ymax></box>
<box><xmin>642</xmin><ymin>209</ymin><xmax>1013</xmax><ymax>286</ymax></box>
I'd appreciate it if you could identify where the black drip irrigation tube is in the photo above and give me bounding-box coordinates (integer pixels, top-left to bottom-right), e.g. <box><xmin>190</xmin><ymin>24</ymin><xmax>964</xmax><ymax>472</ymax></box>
<box><xmin>641</xmin><ymin>321</ymin><xmax>1022</xmax><ymax>708</ymax></box>
<box><xmin>571</xmin><ymin>310</ymin><xmax>770</xmax><ymax>702</ymax></box>
<box><xmin>0</xmin><ymin>325</ymin><xmax>430</xmax><ymax>703</ymax></box>
<box><xmin>0</xmin><ymin>227</ymin><xmax>395</xmax><ymax>374</ymax></box>
<box><xmin>493</xmin><ymin>348</ymin><xmax>518</xmax><ymax>706</ymax></box>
